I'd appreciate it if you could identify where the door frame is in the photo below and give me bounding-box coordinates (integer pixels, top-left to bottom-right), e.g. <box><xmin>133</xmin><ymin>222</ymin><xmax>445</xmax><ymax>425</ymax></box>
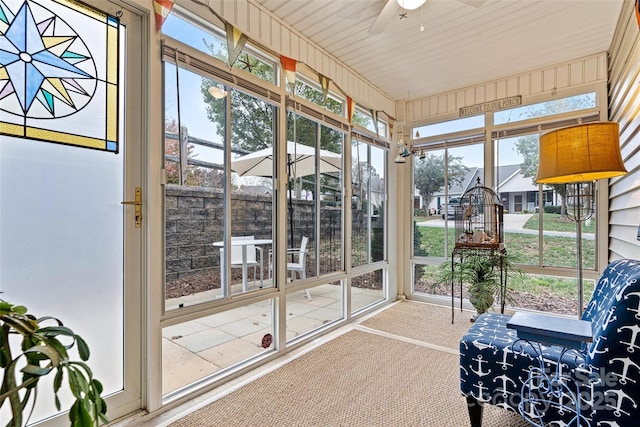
<box><xmin>80</xmin><ymin>0</ymin><xmax>147</xmax><ymax>420</ymax></box>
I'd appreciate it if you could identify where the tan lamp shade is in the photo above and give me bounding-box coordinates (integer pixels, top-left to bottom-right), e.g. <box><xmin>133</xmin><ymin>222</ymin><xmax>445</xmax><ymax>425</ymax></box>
<box><xmin>536</xmin><ymin>122</ymin><xmax>627</xmax><ymax>184</ymax></box>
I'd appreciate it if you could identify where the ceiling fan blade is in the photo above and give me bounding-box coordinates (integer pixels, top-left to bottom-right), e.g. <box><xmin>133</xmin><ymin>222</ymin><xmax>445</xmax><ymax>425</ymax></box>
<box><xmin>458</xmin><ymin>0</ymin><xmax>488</xmax><ymax>7</ymax></box>
<box><xmin>368</xmin><ymin>0</ymin><xmax>400</xmax><ymax>35</ymax></box>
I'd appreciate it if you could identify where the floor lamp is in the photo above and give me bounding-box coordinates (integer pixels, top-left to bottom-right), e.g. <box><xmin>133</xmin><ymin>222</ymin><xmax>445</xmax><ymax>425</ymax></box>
<box><xmin>536</xmin><ymin>122</ymin><xmax>627</xmax><ymax>318</ymax></box>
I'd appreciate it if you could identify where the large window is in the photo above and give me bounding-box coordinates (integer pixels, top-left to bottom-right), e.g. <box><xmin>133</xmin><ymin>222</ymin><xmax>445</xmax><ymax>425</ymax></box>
<box><xmin>162</xmin><ymin>17</ymin><xmax>280</xmax><ymax>397</ymax></box>
<box><xmin>413</xmin><ymin>115</ymin><xmax>484</xmax><ymax>138</ymax></box>
<box><xmin>494</xmin><ymin>92</ymin><xmax>596</xmax><ymax>125</ymax></box>
<box><xmin>411</xmin><ymin>92</ymin><xmax>604</xmax><ymax>317</ymax></box>
<box><xmin>286</xmin><ymin>113</ymin><xmax>345</xmax><ymax>281</ymax></box>
<box><xmin>160</xmin><ymin>8</ymin><xmax>389</xmax><ymax>402</ymax></box>
<box><xmin>164</xmin><ymin>58</ymin><xmax>277</xmax><ymax>308</ymax></box>
<box><xmin>413</xmin><ymin>143</ymin><xmax>484</xmax><ymax>260</ymax></box>
<box><xmin>352</xmin><ymin>139</ymin><xmax>386</xmax><ymax>267</ymax></box>
<box><xmin>294</xmin><ymin>76</ymin><xmax>344</xmax><ymax>115</ymax></box>
<box><xmin>353</xmin><ymin>107</ymin><xmax>389</xmax><ymax>137</ymax></box>
<box><xmin>163</xmin><ymin>12</ymin><xmax>276</xmax><ymax>84</ymax></box>
<box><xmin>494</xmin><ymin>134</ymin><xmax>596</xmax><ymax>271</ymax></box>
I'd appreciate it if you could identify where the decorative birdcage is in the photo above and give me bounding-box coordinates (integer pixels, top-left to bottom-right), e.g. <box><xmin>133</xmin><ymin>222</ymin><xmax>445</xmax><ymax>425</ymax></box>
<box><xmin>454</xmin><ymin>178</ymin><xmax>504</xmax><ymax>249</ymax></box>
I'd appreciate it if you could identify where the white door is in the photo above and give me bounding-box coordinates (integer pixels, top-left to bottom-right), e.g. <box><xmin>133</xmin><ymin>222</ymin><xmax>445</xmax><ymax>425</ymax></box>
<box><xmin>0</xmin><ymin>0</ymin><xmax>143</xmax><ymax>423</ymax></box>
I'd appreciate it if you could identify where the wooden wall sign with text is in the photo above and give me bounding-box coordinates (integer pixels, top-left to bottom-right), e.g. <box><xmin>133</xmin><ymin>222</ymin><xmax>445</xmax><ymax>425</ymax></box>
<box><xmin>459</xmin><ymin>96</ymin><xmax>522</xmax><ymax>117</ymax></box>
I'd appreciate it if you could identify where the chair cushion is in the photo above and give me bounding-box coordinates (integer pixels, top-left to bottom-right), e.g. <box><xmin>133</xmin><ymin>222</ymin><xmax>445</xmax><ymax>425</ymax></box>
<box><xmin>460</xmin><ymin>259</ymin><xmax>640</xmax><ymax>425</ymax></box>
<box><xmin>460</xmin><ymin>313</ymin><xmax>587</xmax><ymax>421</ymax></box>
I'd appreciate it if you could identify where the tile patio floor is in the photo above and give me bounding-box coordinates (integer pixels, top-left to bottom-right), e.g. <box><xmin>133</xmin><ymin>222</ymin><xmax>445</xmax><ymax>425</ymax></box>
<box><xmin>162</xmin><ymin>281</ymin><xmax>384</xmax><ymax>395</ymax></box>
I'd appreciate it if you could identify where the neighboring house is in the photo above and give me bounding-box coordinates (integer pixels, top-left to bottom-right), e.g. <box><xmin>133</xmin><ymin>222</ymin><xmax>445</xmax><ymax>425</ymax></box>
<box><xmin>422</xmin><ymin>167</ymin><xmax>480</xmax><ymax>214</ymax></box>
<box><xmin>497</xmin><ymin>167</ymin><xmax>553</xmax><ymax>213</ymax></box>
<box><xmin>427</xmin><ymin>164</ymin><xmax>553</xmax><ymax>214</ymax></box>
<box><xmin>428</xmin><ymin>167</ymin><xmax>481</xmax><ymax>214</ymax></box>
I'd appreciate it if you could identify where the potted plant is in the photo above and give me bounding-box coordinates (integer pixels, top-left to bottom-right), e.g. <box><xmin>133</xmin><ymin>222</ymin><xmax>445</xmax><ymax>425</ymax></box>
<box><xmin>432</xmin><ymin>252</ymin><xmax>524</xmax><ymax>320</ymax></box>
<box><xmin>0</xmin><ymin>299</ymin><xmax>108</xmax><ymax>426</ymax></box>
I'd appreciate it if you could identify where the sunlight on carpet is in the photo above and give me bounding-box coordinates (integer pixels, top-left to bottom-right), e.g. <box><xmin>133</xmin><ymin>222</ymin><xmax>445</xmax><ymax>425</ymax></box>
<box><xmin>362</xmin><ymin>301</ymin><xmax>475</xmax><ymax>351</ymax></box>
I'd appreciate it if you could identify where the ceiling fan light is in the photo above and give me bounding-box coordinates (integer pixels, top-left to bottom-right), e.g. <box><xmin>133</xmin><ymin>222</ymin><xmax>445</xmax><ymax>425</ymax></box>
<box><xmin>396</xmin><ymin>0</ymin><xmax>427</xmax><ymax>11</ymax></box>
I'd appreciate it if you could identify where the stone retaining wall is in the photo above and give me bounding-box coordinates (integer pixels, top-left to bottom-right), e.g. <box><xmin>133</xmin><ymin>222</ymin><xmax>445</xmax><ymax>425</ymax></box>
<box><xmin>165</xmin><ymin>186</ymin><xmax>315</xmax><ymax>282</ymax></box>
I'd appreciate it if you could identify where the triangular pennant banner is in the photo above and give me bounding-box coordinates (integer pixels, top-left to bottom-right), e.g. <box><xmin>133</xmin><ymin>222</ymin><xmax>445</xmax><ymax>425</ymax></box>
<box><xmin>319</xmin><ymin>74</ymin><xmax>331</xmax><ymax>102</ymax></box>
<box><xmin>154</xmin><ymin>0</ymin><xmax>174</xmax><ymax>32</ymax></box>
<box><xmin>370</xmin><ymin>109</ymin><xmax>378</xmax><ymax>136</ymax></box>
<box><xmin>225</xmin><ymin>23</ymin><xmax>248</xmax><ymax>67</ymax></box>
<box><xmin>347</xmin><ymin>96</ymin><xmax>355</xmax><ymax>124</ymax></box>
<box><xmin>281</xmin><ymin>56</ymin><xmax>297</xmax><ymax>91</ymax></box>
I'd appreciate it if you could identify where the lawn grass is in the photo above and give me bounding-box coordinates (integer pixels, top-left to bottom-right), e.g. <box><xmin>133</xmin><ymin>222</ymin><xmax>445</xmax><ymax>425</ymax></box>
<box><xmin>413</xmin><ymin>223</ymin><xmax>596</xmax><ymax>311</ymax></box>
<box><xmin>415</xmin><ymin>262</ymin><xmax>594</xmax><ymax>300</ymax></box>
<box><xmin>523</xmin><ymin>212</ymin><xmax>595</xmax><ymax>233</ymax></box>
<box><xmin>414</xmin><ymin>223</ymin><xmax>595</xmax><ymax>269</ymax></box>
<box><xmin>506</xmin><ymin>273</ymin><xmax>595</xmax><ymax>299</ymax></box>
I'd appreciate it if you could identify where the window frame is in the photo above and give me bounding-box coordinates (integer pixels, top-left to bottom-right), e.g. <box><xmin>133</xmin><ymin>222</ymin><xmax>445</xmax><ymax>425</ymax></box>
<box><xmin>410</xmin><ymin>87</ymin><xmax>609</xmax><ymax>293</ymax></box>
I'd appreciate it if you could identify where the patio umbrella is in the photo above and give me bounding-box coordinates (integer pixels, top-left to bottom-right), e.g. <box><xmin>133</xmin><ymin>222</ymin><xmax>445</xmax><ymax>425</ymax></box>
<box><xmin>231</xmin><ymin>141</ymin><xmax>341</xmax><ymax>178</ymax></box>
<box><xmin>231</xmin><ymin>141</ymin><xmax>342</xmax><ymax>247</ymax></box>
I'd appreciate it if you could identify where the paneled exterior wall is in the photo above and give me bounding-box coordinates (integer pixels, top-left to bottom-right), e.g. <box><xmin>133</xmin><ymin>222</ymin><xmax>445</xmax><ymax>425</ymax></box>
<box><xmin>608</xmin><ymin>1</ymin><xmax>640</xmax><ymax>259</ymax></box>
<box><xmin>406</xmin><ymin>52</ymin><xmax>608</xmax><ymax>123</ymax></box>
<box><xmin>180</xmin><ymin>0</ymin><xmax>396</xmax><ymax>117</ymax></box>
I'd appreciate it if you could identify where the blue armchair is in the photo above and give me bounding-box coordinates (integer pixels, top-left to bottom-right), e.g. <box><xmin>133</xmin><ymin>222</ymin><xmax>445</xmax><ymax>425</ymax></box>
<box><xmin>460</xmin><ymin>258</ymin><xmax>640</xmax><ymax>426</ymax></box>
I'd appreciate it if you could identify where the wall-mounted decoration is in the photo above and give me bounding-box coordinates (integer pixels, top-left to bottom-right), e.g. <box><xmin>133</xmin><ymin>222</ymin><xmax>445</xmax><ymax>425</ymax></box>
<box><xmin>459</xmin><ymin>95</ymin><xmax>522</xmax><ymax>117</ymax></box>
<box><xmin>0</xmin><ymin>0</ymin><xmax>120</xmax><ymax>153</ymax></box>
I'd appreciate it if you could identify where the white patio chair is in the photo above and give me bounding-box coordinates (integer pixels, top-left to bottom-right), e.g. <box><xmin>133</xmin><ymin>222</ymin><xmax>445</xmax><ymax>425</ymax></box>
<box><xmin>269</xmin><ymin>236</ymin><xmax>311</xmax><ymax>300</ymax></box>
<box><xmin>219</xmin><ymin>235</ymin><xmax>264</xmax><ymax>290</ymax></box>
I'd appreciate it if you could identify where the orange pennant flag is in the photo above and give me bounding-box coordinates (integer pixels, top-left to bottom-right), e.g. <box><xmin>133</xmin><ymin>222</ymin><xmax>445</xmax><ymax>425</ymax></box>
<box><xmin>281</xmin><ymin>56</ymin><xmax>297</xmax><ymax>90</ymax></box>
<box><xmin>154</xmin><ymin>0</ymin><xmax>174</xmax><ymax>32</ymax></box>
<box><xmin>347</xmin><ymin>97</ymin><xmax>355</xmax><ymax>124</ymax></box>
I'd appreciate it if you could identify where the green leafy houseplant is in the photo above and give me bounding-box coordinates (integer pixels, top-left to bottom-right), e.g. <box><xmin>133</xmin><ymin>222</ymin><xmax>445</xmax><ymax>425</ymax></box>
<box><xmin>0</xmin><ymin>299</ymin><xmax>108</xmax><ymax>427</ymax></box>
<box><xmin>432</xmin><ymin>252</ymin><xmax>525</xmax><ymax>319</ymax></box>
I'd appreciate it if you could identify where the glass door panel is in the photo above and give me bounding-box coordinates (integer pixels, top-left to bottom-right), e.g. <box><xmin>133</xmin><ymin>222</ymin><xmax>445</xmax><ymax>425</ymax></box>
<box><xmin>319</xmin><ymin>125</ymin><xmax>343</xmax><ymax>275</ymax></box>
<box><xmin>0</xmin><ymin>0</ymin><xmax>141</xmax><ymax>423</ymax></box>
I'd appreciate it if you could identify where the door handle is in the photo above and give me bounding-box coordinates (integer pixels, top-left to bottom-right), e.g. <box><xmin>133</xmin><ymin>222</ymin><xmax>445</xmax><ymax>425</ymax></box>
<box><xmin>121</xmin><ymin>187</ymin><xmax>142</xmax><ymax>228</ymax></box>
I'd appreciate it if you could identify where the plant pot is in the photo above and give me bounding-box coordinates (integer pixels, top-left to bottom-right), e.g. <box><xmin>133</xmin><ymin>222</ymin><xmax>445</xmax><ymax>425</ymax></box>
<box><xmin>469</xmin><ymin>289</ymin><xmax>494</xmax><ymax>319</ymax></box>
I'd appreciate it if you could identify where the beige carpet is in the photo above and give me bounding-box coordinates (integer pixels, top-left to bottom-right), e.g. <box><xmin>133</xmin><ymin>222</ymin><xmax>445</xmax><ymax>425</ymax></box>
<box><xmin>170</xmin><ymin>302</ymin><xmax>527</xmax><ymax>427</ymax></box>
<box><xmin>362</xmin><ymin>300</ymin><xmax>475</xmax><ymax>351</ymax></box>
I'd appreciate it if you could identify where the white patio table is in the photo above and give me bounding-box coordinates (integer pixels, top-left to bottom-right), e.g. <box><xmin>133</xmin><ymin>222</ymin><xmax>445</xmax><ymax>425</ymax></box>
<box><xmin>212</xmin><ymin>239</ymin><xmax>272</xmax><ymax>292</ymax></box>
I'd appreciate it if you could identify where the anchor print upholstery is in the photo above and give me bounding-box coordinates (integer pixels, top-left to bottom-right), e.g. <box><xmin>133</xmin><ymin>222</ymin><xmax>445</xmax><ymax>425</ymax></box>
<box><xmin>459</xmin><ymin>258</ymin><xmax>640</xmax><ymax>426</ymax></box>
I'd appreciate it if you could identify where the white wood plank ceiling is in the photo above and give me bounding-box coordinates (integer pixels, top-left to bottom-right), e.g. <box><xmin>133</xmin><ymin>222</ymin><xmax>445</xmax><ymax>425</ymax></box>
<box><xmin>255</xmin><ymin>0</ymin><xmax>624</xmax><ymax>101</ymax></box>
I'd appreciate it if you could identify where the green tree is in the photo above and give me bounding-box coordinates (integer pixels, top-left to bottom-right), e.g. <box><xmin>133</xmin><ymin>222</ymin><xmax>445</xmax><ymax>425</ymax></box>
<box><xmin>199</xmin><ymin>50</ymin><xmax>276</xmax><ymax>152</ymax></box>
<box><xmin>515</xmin><ymin>135</ymin><xmax>568</xmax><ymax>216</ymax></box>
<box><xmin>511</xmin><ymin>94</ymin><xmax>594</xmax><ymax>216</ymax></box>
<box><xmin>413</xmin><ymin>153</ymin><xmax>468</xmax><ymax>210</ymax></box>
<box><xmin>199</xmin><ymin>51</ymin><xmax>351</xmax><ymax>154</ymax></box>
<box><xmin>198</xmin><ymin>46</ymin><xmax>374</xmax><ymax>200</ymax></box>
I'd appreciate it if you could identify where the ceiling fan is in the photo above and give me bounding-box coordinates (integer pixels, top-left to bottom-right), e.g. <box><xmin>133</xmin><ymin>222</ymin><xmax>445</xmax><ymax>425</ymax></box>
<box><xmin>368</xmin><ymin>0</ymin><xmax>488</xmax><ymax>35</ymax></box>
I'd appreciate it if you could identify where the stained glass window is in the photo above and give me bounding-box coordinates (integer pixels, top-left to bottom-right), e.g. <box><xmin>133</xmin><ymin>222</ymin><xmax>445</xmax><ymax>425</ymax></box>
<box><xmin>0</xmin><ymin>0</ymin><xmax>120</xmax><ymax>152</ymax></box>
